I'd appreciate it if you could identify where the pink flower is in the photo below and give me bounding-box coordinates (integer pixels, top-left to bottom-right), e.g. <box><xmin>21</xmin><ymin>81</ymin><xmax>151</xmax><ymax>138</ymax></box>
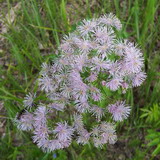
<box><xmin>60</xmin><ymin>42</ymin><xmax>74</xmax><ymax>53</ymax></box>
<box><xmin>77</xmin><ymin>129</ymin><xmax>91</xmax><ymax>144</ymax></box>
<box><xmin>93</xmin><ymin>26</ymin><xmax>115</xmax><ymax>43</ymax></box>
<box><xmin>32</xmin><ymin>106</ymin><xmax>50</xmax><ymax>150</ymax></box>
<box><xmin>132</xmin><ymin>71</ymin><xmax>146</xmax><ymax>87</ymax></box>
<box><xmin>16</xmin><ymin>14</ymin><xmax>146</xmax><ymax>152</ymax></box>
<box><xmin>93</xmin><ymin>122</ymin><xmax>117</xmax><ymax>147</ymax></box>
<box><xmin>124</xmin><ymin>45</ymin><xmax>144</xmax><ymax>73</ymax></box>
<box><xmin>59</xmin><ymin>139</ymin><xmax>71</xmax><ymax>148</ymax></box>
<box><xmin>60</xmin><ymin>33</ymin><xmax>76</xmax><ymax>53</ymax></box>
<box><xmin>89</xmin><ymin>105</ymin><xmax>104</xmax><ymax>121</ymax></box>
<box><xmin>99</xmin><ymin>13</ymin><xmax>122</xmax><ymax>30</ymax></box>
<box><xmin>96</xmin><ymin>41</ymin><xmax>113</xmax><ymax>59</ymax></box>
<box><xmin>108</xmin><ymin>61</ymin><xmax>121</xmax><ymax>76</ymax></box>
<box><xmin>72</xmin><ymin>54</ymin><xmax>88</xmax><ymax>72</ymax></box>
<box><xmin>40</xmin><ymin>63</ymin><xmax>51</xmax><ymax>76</ymax></box>
<box><xmin>75</xmin><ymin>99</ymin><xmax>90</xmax><ymax>113</ymax></box>
<box><xmin>108</xmin><ymin>101</ymin><xmax>131</xmax><ymax>121</ymax></box>
<box><xmin>23</xmin><ymin>93</ymin><xmax>36</xmax><ymax>109</ymax></box>
<box><xmin>121</xmin><ymin>82</ymin><xmax>129</xmax><ymax>94</ymax></box>
<box><xmin>86</xmin><ymin>72</ymin><xmax>98</xmax><ymax>82</ymax></box>
<box><xmin>75</xmin><ymin>38</ymin><xmax>92</xmax><ymax>53</ymax></box>
<box><xmin>47</xmin><ymin>140</ymin><xmax>61</xmax><ymax>152</ymax></box>
<box><xmin>101</xmin><ymin>80</ymin><xmax>107</xmax><ymax>86</ymax></box>
<box><xmin>69</xmin><ymin>71</ymin><xmax>88</xmax><ymax>101</ymax></box>
<box><xmin>62</xmin><ymin>33</ymin><xmax>76</xmax><ymax>44</ymax></box>
<box><xmin>16</xmin><ymin>111</ymin><xmax>34</xmax><ymax>131</ymax></box>
<box><xmin>89</xmin><ymin>86</ymin><xmax>101</xmax><ymax>101</ymax></box>
<box><xmin>73</xmin><ymin>114</ymin><xmax>84</xmax><ymax>130</ymax></box>
<box><xmin>39</xmin><ymin>75</ymin><xmax>55</xmax><ymax>93</ymax></box>
<box><xmin>48</xmin><ymin>103</ymin><xmax>65</xmax><ymax>111</ymax></box>
<box><xmin>101</xmin><ymin>131</ymin><xmax>117</xmax><ymax>144</ymax></box>
<box><xmin>91</xmin><ymin>56</ymin><xmax>110</xmax><ymax>72</ymax></box>
<box><xmin>54</xmin><ymin>122</ymin><xmax>74</xmax><ymax>141</ymax></box>
<box><xmin>60</xmin><ymin>85</ymin><xmax>72</xmax><ymax>99</ymax></box>
<box><xmin>106</xmin><ymin>77</ymin><xmax>123</xmax><ymax>91</ymax></box>
<box><xmin>100</xmin><ymin>122</ymin><xmax>117</xmax><ymax>144</ymax></box>
<box><xmin>78</xmin><ymin>19</ymin><xmax>97</xmax><ymax>36</ymax></box>
<box><xmin>114</xmin><ymin>39</ymin><xmax>128</xmax><ymax>56</ymax></box>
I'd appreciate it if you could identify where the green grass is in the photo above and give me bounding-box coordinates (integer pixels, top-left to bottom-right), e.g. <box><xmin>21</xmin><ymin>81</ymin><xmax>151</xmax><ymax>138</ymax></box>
<box><xmin>0</xmin><ymin>0</ymin><xmax>160</xmax><ymax>159</ymax></box>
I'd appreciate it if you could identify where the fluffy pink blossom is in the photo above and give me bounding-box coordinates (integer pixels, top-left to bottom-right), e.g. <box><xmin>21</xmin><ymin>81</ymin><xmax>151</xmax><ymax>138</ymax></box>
<box><xmin>108</xmin><ymin>101</ymin><xmax>131</xmax><ymax>121</ymax></box>
<box><xmin>75</xmin><ymin>38</ymin><xmax>92</xmax><ymax>53</ymax></box>
<box><xmin>23</xmin><ymin>93</ymin><xmax>36</xmax><ymax>109</ymax></box>
<box><xmin>91</xmin><ymin>56</ymin><xmax>110</xmax><ymax>72</ymax></box>
<box><xmin>75</xmin><ymin>99</ymin><xmax>90</xmax><ymax>113</ymax></box>
<box><xmin>78</xmin><ymin>19</ymin><xmax>97</xmax><ymax>35</ymax></box>
<box><xmin>93</xmin><ymin>26</ymin><xmax>115</xmax><ymax>43</ymax></box>
<box><xmin>99</xmin><ymin>13</ymin><xmax>122</xmax><ymax>30</ymax></box>
<box><xmin>132</xmin><ymin>72</ymin><xmax>146</xmax><ymax>87</ymax></box>
<box><xmin>72</xmin><ymin>54</ymin><xmax>88</xmax><ymax>72</ymax></box>
<box><xmin>96</xmin><ymin>41</ymin><xmax>113</xmax><ymax>59</ymax></box>
<box><xmin>40</xmin><ymin>62</ymin><xmax>51</xmax><ymax>76</ymax></box>
<box><xmin>124</xmin><ymin>45</ymin><xmax>144</xmax><ymax>73</ymax></box>
<box><xmin>32</xmin><ymin>106</ymin><xmax>50</xmax><ymax>151</ymax></box>
<box><xmin>89</xmin><ymin>86</ymin><xmax>101</xmax><ymax>101</ymax></box>
<box><xmin>114</xmin><ymin>39</ymin><xmax>128</xmax><ymax>56</ymax></box>
<box><xmin>60</xmin><ymin>85</ymin><xmax>72</xmax><ymax>98</ymax></box>
<box><xmin>121</xmin><ymin>82</ymin><xmax>129</xmax><ymax>93</ymax></box>
<box><xmin>101</xmin><ymin>80</ymin><xmax>107</xmax><ymax>86</ymax></box>
<box><xmin>54</xmin><ymin>122</ymin><xmax>74</xmax><ymax>141</ymax></box>
<box><xmin>106</xmin><ymin>77</ymin><xmax>123</xmax><ymax>91</ymax></box>
<box><xmin>60</xmin><ymin>42</ymin><xmax>74</xmax><ymax>53</ymax></box>
<box><xmin>16</xmin><ymin>14</ymin><xmax>146</xmax><ymax>152</ymax></box>
<box><xmin>86</xmin><ymin>72</ymin><xmax>98</xmax><ymax>82</ymax></box>
<box><xmin>108</xmin><ymin>61</ymin><xmax>121</xmax><ymax>76</ymax></box>
<box><xmin>77</xmin><ymin>129</ymin><xmax>91</xmax><ymax>145</ymax></box>
<box><xmin>48</xmin><ymin>103</ymin><xmax>65</xmax><ymax>111</ymax></box>
<box><xmin>69</xmin><ymin>71</ymin><xmax>88</xmax><ymax>101</ymax></box>
<box><xmin>39</xmin><ymin>75</ymin><xmax>55</xmax><ymax>93</ymax></box>
<box><xmin>89</xmin><ymin>105</ymin><xmax>104</xmax><ymax>121</ymax></box>
<box><xmin>16</xmin><ymin>111</ymin><xmax>34</xmax><ymax>131</ymax></box>
<box><xmin>47</xmin><ymin>140</ymin><xmax>61</xmax><ymax>152</ymax></box>
<box><xmin>73</xmin><ymin>114</ymin><xmax>84</xmax><ymax>130</ymax></box>
<box><xmin>60</xmin><ymin>34</ymin><xmax>76</xmax><ymax>53</ymax></box>
<box><xmin>92</xmin><ymin>122</ymin><xmax>117</xmax><ymax>147</ymax></box>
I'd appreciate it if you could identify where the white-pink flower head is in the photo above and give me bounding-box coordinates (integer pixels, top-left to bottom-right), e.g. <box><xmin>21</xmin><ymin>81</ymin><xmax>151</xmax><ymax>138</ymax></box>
<box><xmin>108</xmin><ymin>101</ymin><xmax>131</xmax><ymax>121</ymax></box>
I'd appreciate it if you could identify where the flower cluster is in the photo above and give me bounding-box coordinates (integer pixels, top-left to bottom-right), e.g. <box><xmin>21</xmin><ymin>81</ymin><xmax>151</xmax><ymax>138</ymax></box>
<box><xmin>15</xmin><ymin>13</ymin><xmax>146</xmax><ymax>152</ymax></box>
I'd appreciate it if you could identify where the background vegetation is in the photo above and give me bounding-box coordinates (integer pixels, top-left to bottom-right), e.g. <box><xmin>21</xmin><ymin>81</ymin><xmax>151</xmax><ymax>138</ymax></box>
<box><xmin>0</xmin><ymin>0</ymin><xmax>160</xmax><ymax>159</ymax></box>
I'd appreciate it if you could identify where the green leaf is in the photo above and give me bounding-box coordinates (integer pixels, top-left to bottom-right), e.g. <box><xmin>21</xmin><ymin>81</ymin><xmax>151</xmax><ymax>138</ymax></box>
<box><xmin>152</xmin><ymin>144</ymin><xmax>160</xmax><ymax>156</ymax></box>
<box><xmin>148</xmin><ymin>138</ymin><xmax>160</xmax><ymax>147</ymax></box>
